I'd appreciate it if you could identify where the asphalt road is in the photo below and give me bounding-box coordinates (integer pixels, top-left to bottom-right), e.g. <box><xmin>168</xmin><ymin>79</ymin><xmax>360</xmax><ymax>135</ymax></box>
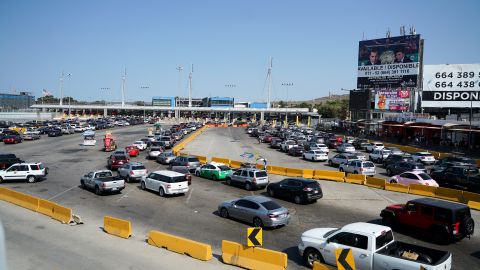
<box><xmin>1</xmin><ymin>125</ymin><xmax>479</xmax><ymax>270</ymax></box>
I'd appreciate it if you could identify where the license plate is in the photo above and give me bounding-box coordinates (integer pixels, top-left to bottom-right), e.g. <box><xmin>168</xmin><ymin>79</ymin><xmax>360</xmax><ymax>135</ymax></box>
<box><xmin>112</xmin><ymin>188</ymin><xmax>118</xmax><ymax>191</ymax></box>
<box><xmin>280</xmin><ymin>214</ymin><xmax>287</xmax><ymax>218</ymax></box>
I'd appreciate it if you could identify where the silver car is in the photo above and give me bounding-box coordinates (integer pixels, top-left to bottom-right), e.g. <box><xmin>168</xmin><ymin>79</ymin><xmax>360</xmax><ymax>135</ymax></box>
<box><xmin>148</xmin><ymin>147</ymin><xmax>163</xmax><ymax>159</ymax></box>
<box><xmin>218</xmin><ymin>196</ymin><xmax>290</xmax><ymax>228</ymax></box>
<box><xmin>156</xmin><ymin>152</ymin><xmax>176</xmax><ymax>164</ymax></box>
<box><xmin>117</xmin><ymin>162</ymin><xmax>148</xmax><ymax>183</ymax></box>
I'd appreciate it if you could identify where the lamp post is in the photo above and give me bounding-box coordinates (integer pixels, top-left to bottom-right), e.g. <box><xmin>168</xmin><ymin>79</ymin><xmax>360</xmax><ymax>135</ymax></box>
<box><xmin>282</xmin><ymin>83</ymin><xmax>293</xmax><ymax>127</ymax></box>
<box><xmin>225</xmin><ymin>84</ymin><xmax>236</xmax><ymax>122</ymax></box>
<box><xmin>140</xmin><ymin>86</ymin><xmax>150</xmax><ymax>119</ymax></box>
<box><xmin>100</xmin><ymin>87</ymin><xmax>110</xmax><ymax>106</ymax></box>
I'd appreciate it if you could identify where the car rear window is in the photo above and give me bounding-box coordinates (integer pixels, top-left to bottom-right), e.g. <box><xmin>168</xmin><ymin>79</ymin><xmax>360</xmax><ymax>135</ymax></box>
<box><xmin>363</xmin><ymin>162</ymin><xmax>375</xmax><ymax>167</ymax></box>
<box><xmin>261</xmin><ymin>200</ymin><xmax>282</xmax><ymax>210</ymax></box>
<box><xmin>219</xmin><ymin>166</ymin><xmax>230</xmax><ymax>171</ymax></box>
<box><xmin>454</xmin><ymin>208</ymin><xmax>471</xmax><ymax>222</ymax></box>
<box><xmin>375</xmin><ymin>230</ymin><xmax>394</xmax><ymax>249</ymax></box>
<box><xmin>151</xmin><ymin>147</ymin><xmax>161</xmax><ymax>151</ymax></box>
<box><xmin>114</xmin><ymin>155</ymin><xmax>128</xmax><ymax>160</ymax></box>
<box><xmin>187</xmin><ymin>157</ymin><xmax>199</xmax><ymax>162</ymax></box>
<box><xmin>255</xmin><ymin>171</ymin><xmax>268</xmax><ymax>177</ymax></box>
<box><xmin>306</xmin><ymin>182</ymin><xmax>320</xmax><ymax>189</ymax></box>
<box><xmin>132</xmin><ymin>165</ymin><xmax>146</xmax><ymax>170</ymax></box>
<box><xmin>97</xmin><ymin>171</ymin><xmax>113</xmax><ymax>178</ymax></box>
<box><xmin>417</xmin><ymin>153</ymin><xmax>432</xmax><ymax>156</ymax></box>
<box><xmin>418</xmin><ymin>173</ymin><xmax>431</xmax><ymax>180</ymax></box>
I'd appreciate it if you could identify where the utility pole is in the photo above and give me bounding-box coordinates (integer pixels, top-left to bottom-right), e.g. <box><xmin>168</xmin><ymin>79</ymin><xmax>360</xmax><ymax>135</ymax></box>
<box><xmin>188</xmin><ymin>64</ymin><xmax>193</xmax><ymax>108</ymax></box>
<box><xmin>176</xmin><ymin>65</ymin><xmax>183</xmax><ymax>105</ymax></box>
<box><xmin>267</xmin><ymin>57</ymin><xmax>273</xmax><ymax>109</ymax></box>
<box><xmin>59</xmin><ymin>70</ymin><xmax>64</xmax><ymax>106</ymax></box>
<box><xmin>121</xmin><ymin>68</ymin><xmax>126</xmax><ymax>107</ymax></box>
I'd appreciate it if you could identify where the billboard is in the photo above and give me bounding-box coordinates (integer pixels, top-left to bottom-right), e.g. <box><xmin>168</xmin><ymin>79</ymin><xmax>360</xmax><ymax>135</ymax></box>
<box><xmin>357</xmin><ymin>34</ymin><xmax>421</xmax><ymax>89</ymax></box>
<box><xmin>374</xmin><ymin>88</ymin><xmax>410</xmax><ymax>111</ymax></box>
<box><xmin>422</xmin><ymin>64</ymin><xmax>480</xmax><ymax>108</ymax></box>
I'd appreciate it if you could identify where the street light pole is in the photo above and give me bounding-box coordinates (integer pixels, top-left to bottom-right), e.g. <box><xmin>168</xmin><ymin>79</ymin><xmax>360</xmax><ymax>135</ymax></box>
<box><xmin>225</xmin><ymin>84</ymin><xmax>236</xmax><ymax>122</ymax></box>
<box><xmin>282</xmin><ymin>82</ymin><xmax>293</xmax><ymax>127</ymax></box>
<box><xmin>140</xmin><ymin>86</ymin><xmax>150</xmax><ymax>119</ymax></box>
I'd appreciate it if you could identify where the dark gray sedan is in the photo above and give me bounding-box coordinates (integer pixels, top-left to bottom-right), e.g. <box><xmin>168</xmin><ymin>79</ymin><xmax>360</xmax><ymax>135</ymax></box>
<box><xmin>156</xmin><ymin>152</ymin><xmax>176</xmax><ymax>164</ymax></box>
<box><xmin>218</xmin><ymin>195</ymin><xmax>290</xmax><ymax>228</ymax></box>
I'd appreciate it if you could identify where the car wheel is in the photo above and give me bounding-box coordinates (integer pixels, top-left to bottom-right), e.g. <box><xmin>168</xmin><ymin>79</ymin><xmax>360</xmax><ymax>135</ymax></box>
<box><xmin>461</xmin><ymin>217</ymin><xmax>475</xmax><ymax>236</ymax></box>
<box><xmin>245</xmin><ymin>182</ymin><xmax>252</xmax><ymax>191</ymax></box>
<box><xmin>386</xmin><ymin>169</ymin><xmax>393</xmax><ymax>176</ymax></box>
<box><xmin>294</xmin><ymin>195</ymin><xmax>303</xmax><ymax>204</ymax></box>
<box><xmin>339</xmin><ymin>168</ymin><xmax>344</xmax><ymax>172</ymax></box>
<box><xmin>253</xmin><ymin>217</ymin><xmax>263</xmax><ymax>228</ymax></box>
<box><xmin>0</xmin><ymin>177</ymin><xmax>3</xmax><ymax>183</ymax></box>
<box><xmin>226</xmin><ymin>178</ymin><xmax>231</xmax><ymax>185</ymax></box>
<box><xmin>304</xmin><ymin>248</ymin><xmax>324</xmax><ymax>268</ymax></box>
<box><xmin>328</xmin><ymin>160</ymin><xmax>333</xmax><ymax>166</ymax></box>
<box><xmin>27</xmin><ymin>175</ymin><xmax>36</xmax><ymax>183</ymax></box>
<box><xmin>220</xmin><ymin>208</ymin><xmax>229</xmax><ymax>218</ymax></box>
<box><xmin>389</xmin><ymin>179</ymin><xmax>397</xmax><ymax>184</ymax></box>
<box><xmin>353</xmin><ymin>171</ymin><xmax>358</xmax><ymax>174</ymax></box>
<box><xmin>126</xmin><ymin>175</ymin><xmax>131</xmax><ymax>183</ymax></box>
<box><xmin>159</xmin><ymin>188</ymin><xmax>165</xmax><ymax>197</ymax></box>
<box><xmin>268</xmin><ymin>188</ymin><xmax>275</xmax><ymax>197</ymax></box>
<box><xmin>80</xmin><ymin>180</ymin><xmax>85</xmax><ymax>189</ymax></box>
<box><xmin>211</xmin><ymin>175</ymin><xmax>217</xmax><ymax>180</ymax></box>
<box><xmin>95</xmin><ymin>186</ymin><xmax>101</xmax><ymax>195</ymax></box>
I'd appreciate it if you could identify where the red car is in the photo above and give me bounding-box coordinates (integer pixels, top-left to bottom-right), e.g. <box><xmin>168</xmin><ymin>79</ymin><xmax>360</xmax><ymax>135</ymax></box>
<box><xmin>4</xmin><ymin>135</ymin><xmax>23</xmax><ymax>144</ymax></box>
<box><xmin>107</xmin><ymin>153</ymin><xmax>130</xmax><ymax>170</ymax></box>
<box><xmin>125</xmin><ymin>146</ymin><xmax>140</xmax><ymax>157</ymax></box>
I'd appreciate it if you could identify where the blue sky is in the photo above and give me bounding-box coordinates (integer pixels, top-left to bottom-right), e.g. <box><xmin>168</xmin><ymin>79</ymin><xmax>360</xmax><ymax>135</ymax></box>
<box><xmin>1</xmin><ymin>0</ymin><xmax>479</xmax><ymax>103</ymax></box>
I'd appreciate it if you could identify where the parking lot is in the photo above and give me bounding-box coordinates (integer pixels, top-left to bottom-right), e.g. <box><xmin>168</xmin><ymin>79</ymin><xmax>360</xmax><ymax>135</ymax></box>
<box><xmin>1</xmin><ymin>124</ymin><xmax>480</xmax><ymax>269</ymax></box>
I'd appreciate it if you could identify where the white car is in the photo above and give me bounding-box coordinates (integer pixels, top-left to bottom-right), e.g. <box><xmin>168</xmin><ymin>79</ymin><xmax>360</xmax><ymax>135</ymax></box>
<box><xmin>140</xmin><ymin>170</ymin><xmax>189</xmax><ymax>197</ymax></box>
<box><xmin>336</xmin><ymin>143</ymin><xmax>355</xmax><ymax>153</ymax></box>
<box><xmin>365</xmin><ymin>142</ymin><xmax>384</xmax><ymax>152</ymax></box>
<box><xmin>328</xmin><ymin>153</ymin><xmax>359</xmax><ymax>167</ymax></box>
<box><xmin>369</xmin><ymin>149</ymin><xmax>391</xmax><ymax>163</ymax></box>
<box><xmin>303</xmin><ymin>150</ymin><xmax>328</xmax><ymax>161</ymax></box>
<box><xmin>117</xmin><ymin>162</ymin><xmax>148</xmax><ymax>183</ymax></box>
<box><xmin>148</xmin><ymin>147</ymin><xmax>163</xmax><ymax>159</ymax></box>
<box><xmin>339</xmin><ymin>160</ymin><xmax>376</xmax><ymax>176</ymax></box>
<box><xmin>298</xmin><ymin>222</ymin><xmax>452</xmax><ymax>269</ymax></box>
<box><xmin>280</xmin><ymin>140</ymin><xmax>297</xmax><ymax>152</ymax></box>
<box><xmin>310</xmin><ymin>143</ymin><xmax>329</xmax><ymax>153</ymax></box>
<box><xmin>133</xmin><ymin>141</ymin><xmax>147</xmax><ymax>151</ymax></box>
<box><xmin>411</xmin><ymin>152</ymin><xmax>436</xmax><ymax>165</ymax></box>
<box><xmin>0</xmin><ymin>163</ymin><xmax>48</xmax><ymax>183</ymax></box>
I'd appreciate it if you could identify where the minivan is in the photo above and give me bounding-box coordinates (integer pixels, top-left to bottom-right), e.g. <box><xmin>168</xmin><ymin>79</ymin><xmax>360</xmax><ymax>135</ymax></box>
<box><xmin>140</xmin><ymin>170</ymin><xmax>189</xmax><ymax>197</ymax></box>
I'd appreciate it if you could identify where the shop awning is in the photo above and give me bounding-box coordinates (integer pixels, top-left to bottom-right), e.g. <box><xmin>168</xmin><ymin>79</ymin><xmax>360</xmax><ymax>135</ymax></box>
<box><xmin>448</xmin><ymin>128</ymin><xmax>480</xmax><ymax>133</ymax></box>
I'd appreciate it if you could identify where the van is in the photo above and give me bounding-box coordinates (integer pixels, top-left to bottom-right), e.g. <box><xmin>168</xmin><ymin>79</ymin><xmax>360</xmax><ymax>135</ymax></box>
<box><xmin>140</xmin><ymin>170</ymin><xmax>189</xmax><ymax>197</ymax></box>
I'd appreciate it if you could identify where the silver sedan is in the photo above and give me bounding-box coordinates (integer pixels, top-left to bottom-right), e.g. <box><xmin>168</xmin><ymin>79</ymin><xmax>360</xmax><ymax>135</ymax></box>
<box><xmin>218</xmin><ymin>195</ymin><xmax>290</xmax><ymax>228</ymax></box>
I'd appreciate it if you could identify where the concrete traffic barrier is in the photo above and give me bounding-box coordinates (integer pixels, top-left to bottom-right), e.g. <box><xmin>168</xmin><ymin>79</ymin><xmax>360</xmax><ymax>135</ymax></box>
<box><xmin>178</xmin><ymin>152</ymin><xmax>189</xmax><ymax>156</ymax></box>
<box><xmin>408</xmin><ymin>184</ymin><xmax>436</xmax><ymax>197</ymax></box>
<box><xmin>221</xmin><ymin>240</ymin><xmax>287</xmax><ymax>270</ymax></box>
<box><xmin>148</xmin><ymin>230</ymin><xmax>212</xmax><ymax>261</ymax></box>
<box><xmin>268</xmin><ymin>166</ymin><xmax>287</xmax><ymax>176</ymax></box>
<box><xmin>434</xmin><ymin>187</ymin><xmax>463</xmax><ymax>202</ymax></box>
<box><xmin>104</xmin><ymin>216</ymin><xmax>132</xmax><ymax>239</ymax></box>
<box><xmin>384</xmin><ymin>182</ymin><xmax>409</xmax><ymax>193</ymax></box>
<box><xmin>194</xmin><ymin>155</ymin><xmax>208</xmax><ymax>164</ymax></box>
<box><xmin>0</xmin><ymin>187</ymin><xmax>8</xmax><ymax>201</ymax></box>
<box><xmin>286</xmin><ymin>168</ymin><xmax>303</xmax><ymax>177</ymax></box>
<box><xmin>313</xmin><ymin>170</ymin><xmax>345</xmax><ymax>182</ymax></box>
<box><xmin>313</xmin><ymin>261</ymin><xmax>336</xmax><ymax>270</ymax></box>
<box><xmin>303</xmin><ymin>169</ymin><xmax>314</xmax><ymax>179</ymax></box>
<box><xmin>37</xmin><ymin>199</ymin><xmax>56</xmax><ymax>217</ymax></box>
<box><xmin>468</xmin><ymin>200</ymin><xmax>480</xmax><ymax>211</ymax></box>
<box><xmin>0</xmin><ymin>187</ymin><xmax>16</xmax><ymax>204</ymax></box>
<box><xmin>345</xmin><ymin>174</ymin><xmax>366</xmax><ymax>185</ymax></box>
<box><xmin>14</xmin><ymin>192</ymin><xmax>39</xmax><ymax>212</ymax></box>
<box><xmin>51</xmin><ymin>204</ymin><xmax>72</xmax><ymax>223</ymax></box>
<box><xmin>230</xmin><ymin>160</ymin><xmax>243</xmax><ymax>169</ymax></box>
<box><xmin>463</xmin><ymin>191</ymin><xmax>480</xmax><ymax>206</ymax></box>
<box><xmin>365</xmin><ymin>177</ymin><xmax>385</xmax><ymax>189</ymax></box>
<box><xmin>212</xmin><ymin>157</ymin><xmax>230</xmax><ymax>165</ymax></box>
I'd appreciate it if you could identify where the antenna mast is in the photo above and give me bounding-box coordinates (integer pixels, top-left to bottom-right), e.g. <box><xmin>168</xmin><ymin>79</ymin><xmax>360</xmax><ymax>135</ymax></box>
<box><xmin>121</xmin><ymin>68</ymin><xmax>126</xmax><ymax>107</ymax></box>
<box><xmin>267</xmin><ymin>57</ymin><xmax>273</xmax><ymax>108</ymax></box>
<box><xmin>188</xmin><ymin>64</ymin><xmax>193</xmax><ymax>107</ymax></box>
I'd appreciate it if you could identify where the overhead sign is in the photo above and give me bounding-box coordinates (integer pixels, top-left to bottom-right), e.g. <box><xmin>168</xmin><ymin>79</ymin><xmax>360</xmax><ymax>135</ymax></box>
<box><xmin>374</xmin><ymin>88</ymin><xmax>411</xmax><ymax>111</ymax></box>
<box><xmin>422</xmin><ymin>91</ymin><xmax>480</xmax><ymax>108</ymax></box>
<box><xmin>247</xmin><ymin>227</ymin><xmax>262</xmax><ymax>247</ymax></box>
<box><xmin>335</xmin><ymin>248</ymin><xmax>355</xmax><ymax>270</ymax></box>
<box><xmin>357</xmin><ymin>34</ymin><xmax>421</xmax><ymax>89</ymax></box>
<box><xmin>423</xmin><ymin>64</ymin><xmax>480</xmax><ymax>91</ymax></box>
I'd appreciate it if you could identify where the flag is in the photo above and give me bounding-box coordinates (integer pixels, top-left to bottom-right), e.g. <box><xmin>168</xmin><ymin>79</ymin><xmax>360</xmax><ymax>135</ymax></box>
<box><xmin>42</xmin><ymin>89</ymin><xmax>52</xmax><ymax>97</ymax></box>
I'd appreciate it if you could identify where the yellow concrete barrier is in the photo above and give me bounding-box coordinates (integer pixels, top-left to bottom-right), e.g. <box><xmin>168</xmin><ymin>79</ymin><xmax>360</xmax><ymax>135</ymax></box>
<box><xmin>212</xmin><ymin>157</ymin><xmax>230</xmax><ymax>165</ymax></box>
<box><xmin>463</xmin><ymin>191</ymin><xmax>480</xmax><ymax>205</ymax></box>
<box><xmin>313</xmin><ymin>170</ymin><xmax>345</xmax><ymax>182</ymax></box>
<box><xmin>230</xmin><ymin>160</ymin><xmax>243</xmax><ymax>169</ymax></box>
<box><xmin>385</xmin><ymin>182</ymin><xmax>409</xmax><ymax>193</ymax></box>
<box><xmin>38</xmin><ymin>199</ymin><xmax>56</xmax><ymax>217</ymax></box>
<box><xmin>194</xmin><ymin>155</ymin><xmax>208</xmax><ymax>164</ymax></box>
<box><xmin>221</xmin><ymin>240</ymin><xmax>287</xmax><ymax>270</ymax></box>
<box><xmin>477</xmin><ymin>160</ymin><xmax>480</xmax><ymax>167</ymax></box>
<box><xmin>434</xmin><ymin>187</ymin><xmax>463</xmax><ymax>202</ymax></box>
<box><xmin>365</xmin><ymin>177</ymin><xmax>385</xmax><ymax>189</ymax></box>
<box><xmin>468</xmin><ymin>200</ymin><xmax>480</xmax><ymax>211</ymax></box>
<box><xmin>286</xmin><ymin>168</ymin><xmax>303</xmax><ymax>177</ymax></box>
<box><xmin>148</xmin><ymin>230</ymin><xmax>212</xmax><ymax>261</ymax></box>
<box><xmin>408</xmin><ymin>184</ymin><xmax>436</xmax><ymax>197</ymax></box>
<box><xmin>268</xmin><ymin>166</ymin><xmax>287</xmax><ymax>176</ymax></box>
<box><xmin>345</xmin><ymin>174</ymin><xmax>366</xmax><ymax>185</ymax></box>
<box><xmin>0</xmin><ymin>187</ymin><xmax>16</xmax><ymax>204</ymax></box>
<box><xmin>303</xmin><ymin>169</ymin><xmax>314</xmax><ymax>179</ymax></box>
<box><xmin>313</xmin><ymin>261</ymin><xmax>336</xmax><ymax>270</ymax></box>
<box><xmin>14</xmin><ymin>192</ymin><xmax>39</xmax><ymax>212</ymax></box>
<box><xmin>178</xmin><ymin>152</ymin><xmax>189</xmax><ymax>156</ymax></box>
<box><xmin>51</xmin><ymin>204</ymin><xmax>72</xmax><ymax>223</ymax></box>
<box><xmin>0</xmin><ymin>187</ymin><xmax>8</xmax><ymax>201</ymax></box>
<box><xmin>104</xmin><ymin>216</ymin><xmax>132</xmax><ymax>239</ymax></box>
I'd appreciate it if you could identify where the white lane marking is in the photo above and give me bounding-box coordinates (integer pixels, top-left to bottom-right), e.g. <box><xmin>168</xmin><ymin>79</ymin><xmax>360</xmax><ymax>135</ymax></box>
<box><xmin>48</xmin><ymin>185</ymin><xmax>78</xmax><ymax>200</ymax></box>
<box><xmin>186</xmin><ymin>187</ymin><xmax>194</xmax><ymax>204</ymax></box>
<box><xmin>115</xmin><ymin>186</ymin><xmax>136</xmax><ymax>203</ymax></box>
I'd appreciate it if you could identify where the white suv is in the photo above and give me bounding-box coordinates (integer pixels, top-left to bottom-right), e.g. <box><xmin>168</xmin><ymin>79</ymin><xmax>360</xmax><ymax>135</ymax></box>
<box><xmin>339</xmin><ymin>160</ymin><xmax>376</xmax><ymax>176</ymax></box>
<box><xmin>140</xmin><ymin>170</ymin><xmax>189</xmax><ymax>197</ymax></box>
<box><xmin>0</xmin><ymin>163</ymin><xmax>48</xmax><ymax>183</ymax></box>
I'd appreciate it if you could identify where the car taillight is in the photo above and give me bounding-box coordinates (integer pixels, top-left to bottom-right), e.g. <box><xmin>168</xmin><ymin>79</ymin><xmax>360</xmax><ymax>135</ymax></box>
<box><xmin>252</xmin><ymin>177</ymin><xmax>257</xmax><ymax>183</ymax></box>
<box><xmin>130</xmin><ymin>171</ymin><xmax>134</xmax><ymax>175</ymax></box>
<box><xmin>453</xmin><ymin>222</ymin><xmax>460</xmax><ymax>234</ymax></box>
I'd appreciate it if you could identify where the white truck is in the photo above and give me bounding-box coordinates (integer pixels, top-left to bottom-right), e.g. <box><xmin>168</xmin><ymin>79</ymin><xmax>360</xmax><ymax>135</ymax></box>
<box><xmin>298</xmin><ymin>222</ymin><xmax>452</xmax><ymax>269</ymax></box>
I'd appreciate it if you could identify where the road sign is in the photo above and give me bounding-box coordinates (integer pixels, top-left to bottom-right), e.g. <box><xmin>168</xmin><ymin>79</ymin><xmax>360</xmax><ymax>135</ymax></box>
<box><xmin>335</xmin><ymin>248</ymin><xmax>355</xmax><ymax>270</ymax></box>
<box><xmin>247</xmin><ymin>227</ymin><xmax>262</xmax><ymax>247</ymax></box>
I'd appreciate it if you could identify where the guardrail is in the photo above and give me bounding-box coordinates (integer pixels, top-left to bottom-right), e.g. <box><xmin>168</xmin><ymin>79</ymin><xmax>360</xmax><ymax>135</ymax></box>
<box><xmin>221</xmin><ymin>240</ymin><xmax>288</xmax><ymax>270</ymax></box>
<box><xmin>148</xmin><ymin>230</ymin><xmax>213</xmax><ymax>261</ymax></box>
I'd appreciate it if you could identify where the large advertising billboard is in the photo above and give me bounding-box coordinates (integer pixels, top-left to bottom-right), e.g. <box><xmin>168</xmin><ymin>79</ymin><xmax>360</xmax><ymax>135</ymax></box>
<box><xmin>357</xmin><ymin>34</ymin><xmax>420</xmax><ymax>89</ymax></box>
<box><xmin>422</xmin><ymin>64</ymin><xmax>480</xmax><ymax>108</ymax></box>
<box><xmin>374</xmin><ymin>88</ymin><xmax>410</xmax><ymax>111</ymax></box>
<box><xmin>349</xmin><ymin>90</ymin><xmax>371</xmax><ymax>110</ymax></box>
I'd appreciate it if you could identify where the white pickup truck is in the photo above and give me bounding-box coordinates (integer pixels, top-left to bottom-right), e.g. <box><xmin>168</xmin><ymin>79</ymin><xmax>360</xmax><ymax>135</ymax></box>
<box><xmin>80</xmin><ymin>170</ymin><xmax>125</xmax><ymax>195</ymax></box>
<box><xmin>298</xmin><ymin>222</ymin><xmax>452</xmax><ymax>270</ymax></box>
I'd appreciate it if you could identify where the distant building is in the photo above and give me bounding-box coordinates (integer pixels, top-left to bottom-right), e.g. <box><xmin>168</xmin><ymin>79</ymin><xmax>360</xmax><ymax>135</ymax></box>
<box><xmin>0</xmin><ymin>92</ymin><xmax>35</xmax><ymax>110</ymax></box>
<box><xmin>152</xmin><ymin>96</ymin><xmax>175</xmax><ymax>107</ymax></box>
<box><xmin>202</xmin><ymin>97</ymin><xmax>234</xmax><ymax>108</ymax></box>
<box><xmin>175</xmin><ymin>97</ymin><xmax>203</xmax><ymax>107</ymax></box>
<box><xmin>234</xmin><ymin>101</ymin><xmax>249</xmax><ymax>108</ymax></box>
<box><xmin>249</xmin><ymin>102</ymin><xmax>268</xmax><ymax>109</ymax></box>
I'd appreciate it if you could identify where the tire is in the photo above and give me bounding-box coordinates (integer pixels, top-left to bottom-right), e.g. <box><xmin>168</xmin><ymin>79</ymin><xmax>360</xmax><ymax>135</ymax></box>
<box><xmin>328</xmin><ymin>160</ymin><xmax>333</xmax><ymax>166</ymax></box>
<box><xmin>294</xmin><ymin>195</ymin><xmax>303</xmax><ymax>204</ymax></box>
<box><xmin>220</xmin><ymin>208</ymin><xmax>229</xmax><ymax>218</ymax></box>
<box><xmin>141</xmin><ymin>181</ymin><xmax>146</xmax><ymax>190</ymax></box>
<box><xmin>245</xmin><ymin>182</ymin><xmax>252</xmax><ymax>191</ymax></box>
<box><xmin>390</xmin><ymin>179</ymin><xmax>398</xmax><ymax>184</ymax></box>
<box><xmin>0</xmin><ymin>177</ymin><xmax>3</xmax><ymax>183</ymax></box>
<box><xmin>353</xmin><ymin>171</ymin><xmax>358</xmax><ymax>174</ymax></box>
<box><xmin>95</xmin><ymin>186</ymin><xmax>101</xmax><ymax>195</ymax></box>
<box><xmin>80</xmin><ymin>180</ymin><xmax>85</xmax><ymax>189</ymax></box>
<box><xmin>159</xmin><ymin>188</ymin><xmax>165</xmax><ymax>197</ymax></box>
<box><xmin>303</xmin><ymin>248</ymin><xmax>324</xmax><ymax>268</ymax></box>
<box><xmin>27</xmin><ymin>175</ymin><xmax>36</xmax><ymax>183</ymax></box>
<box><xmin>461</xmin><ymin>217</ymin><xmax>475</xmax><ymax>235</ymax></box>
<box><xmin>226</xmin><ymin>177</ymin><xmax>231</xmax><ymax>185</ymax></box>
<box><xmin>126</xmin><ymin>175</ymin><xmax>131</xmax><ymax>183</ymax></box>
<box><xmin>195</xmin><ymin>171</ymin><xmax>200</xmax><ymax>177</ymax></box>
<box><xmin>339</xmin><ymin>168</ymin><xmax>344</xmax><ymax>172</ymax></box>
<box><xmin>268</xmin><ymin>188</ymin><xmax>275</xmax><ymax>197</ymax></box>
<box><xmin>253</xmin><ymin>217</ymin><xmax>263</xmax><ymax>228</ymax></box>
<box><xmin>311</xmin><ymin>157</ymin><xmax>315</xmax><ymax>161</ymax></box>
<box><xmin>382</xmin><ymin>215</ymin><xmax>397</xmax><ymax>229</ymax></box>
<box><xmin>211</xmin><ymin>174</ymin><xmax>217</xmax><ymax>180</ymax></box>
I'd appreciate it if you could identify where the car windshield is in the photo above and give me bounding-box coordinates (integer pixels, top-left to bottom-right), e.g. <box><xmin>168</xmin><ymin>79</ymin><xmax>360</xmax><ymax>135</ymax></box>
<box><xmin>418</xmin><ymin>173</ymin><xmax>432</xmax><ymax>180</ymax></box>
<box><xmin>417</xmin><ymin>153</ymin><xmax>432</xmax><ymax>156</ymax></box>
<box><xmin>151</xmin><ymin>147</ymin><xmax>161</xmax><ymax>151</ymax></box>
<box><xmin>376</xmin><ymin>230</ymin><xmax>394</xmax><ymax>250</ymax></box>
<box><xmin>261</xmin><ymin>200</ymin><xmax>282</xmax><ymax>210</ymax></box>
<box><xmin>219</xmin><ymin>166</ymin><xmax>231</xmax><ymax>171</ymax></box>
<box><xmin>465</xmin><ymin>169</ymin><xmax>479</xmax><ymax>176</ymax></box>
<box><xmin>165</xmin><ymin>153</ymin><xmax>175</xmax><ymax>157</ymax></box>
<box><xmin>363</xmin><ymin>162</ymin><xmax>375</xmax><ymax>167</ymax></box>
<box><xmin>255</xmin><ymin>171</ymin><xmax>268</xmax><ymax>177</ymax></box>
<box><xmin>187</xmin><ymin>157</ymin><xmax>199</xmax><ymax>162</ymax></box>
<box><xmin>132</xmin><ymin>165</ymin><xmax>146</xmax><ymax>170</ymax></box>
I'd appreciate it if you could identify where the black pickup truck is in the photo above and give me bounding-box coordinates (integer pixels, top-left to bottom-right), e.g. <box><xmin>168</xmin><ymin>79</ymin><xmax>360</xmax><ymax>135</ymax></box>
<box><xmin>0</xmin><ymin>153</ymin><xmax>24</xmax><ymax>169</ymax></box>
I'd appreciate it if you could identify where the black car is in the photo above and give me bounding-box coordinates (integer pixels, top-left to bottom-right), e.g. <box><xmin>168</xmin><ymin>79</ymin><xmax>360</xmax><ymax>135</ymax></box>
<box><xmin>288</xmin><ymin>146</ymin><xmax>305</xmax><ymax>156</ymax></box>
<box><xmin>0</xmin><ymin>152</ymin><xmax>24</xmax><ymax>169</ymax></box>
<box><xmin>47</xmin><ymin>128</ymin><xmax>63</xmax><ymax>137</ymax></box>
<box><xmin>267</xmin><ymin>178</ymin><xmax>322</xmax><ymax>204</ymax></box>
<box><xmin>431</xmin><ymin>156</ymin><xmax>477</xmax><ymax>173</ymax></box>
<box><xmin>386</xmin><ymin>161</ymin><xmax>426</xmax><ymax>176</ymax></box>
<box><xmin>270</xmin><ymin>138</ymin><xmax>283</xmax><ymax>149</ymax></box>
<box><xmin>430</xmin><ymin>165</ymin><xmax>480</xmax><ymax>192</ymax></box>
<box><xmin>383</xmin><ymin>154</ymin><xmax>414</xmax><ymax>168</ymax></box>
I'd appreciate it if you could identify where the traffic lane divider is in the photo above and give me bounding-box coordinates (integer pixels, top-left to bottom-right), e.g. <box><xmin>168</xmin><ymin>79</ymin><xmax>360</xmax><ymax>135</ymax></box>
<box><xmin>286</xmin><ymin>168</ymin><xmax>303</xmax><ymax>177</ymax></box>
<box><xmin>313</xmin><ymin>261</ymin><xmax>336</xmax><ymax>270</ymax></box>
<box><xmin>434</xmin><ymin>187</ymin><xmax>463</xmax><ymax>202</ymax></box>
<box><xmin>468</xmin><ymin>200</ymin><xmax>480</xmax><ymax>211</ymax></box>
<box><xmin>408</xmin><ymin>184</ymin><xmax>436</xmax><ymax>197</ymax></box>
<box><xmin>303</xmin><ymin>169</ymin><xmax>314</xmax><ymax>179</ymax></box>
<box><xmin>38</xmin><ymin>199</ymin><xmax>56</xmax><ymax>217</ymax></box>
<box><xmin>365</xmin><ymin>176</ymin><xmax>385</xmax><ymax>189</ymax></box>
<box><xmin>15</xmin><ymin>192</ymin><xmax>39</xmax><ymax>212</ymax></box>
<box><xmin>51</xmin><ymin>204</ymin><xmax>72</xmax><ymax>223</ymax></box>
<box><xmin>221</xmin><ymin>240</ymin><xmax>287</xmax><ymax>270</ymax></box>
<box><xmin>463</xmin><ymin>191</ymin><xmax>480</xmax><ymax>206</ymax></box>
<box><xmin>148</xmin><ymin>230</ymin><xmax>212</xmax><ymax>261</ymax></box>
<box><xmin>230</xmin><ymin>160</ymin><xmax>243</xmax><ymax>169</ymax></box>
<box><xmin>345</xmin><ymin>174</ymin><xmax>366</xmax><ymax>185</ymax></box>
<box><xmin>268</xmin><ymin>166</ymin><xmax>287</xmax><ymax>176</ymax></box>
<box><xmin>212</xmin><ymin>157</ymin><xmax>230</xmax><ymax>165</ymax></box>
<box><xmin>104</xmin><ymin>216</ymin><xmax>132</xmax><ymax>239</ymax></box>
<box><xmin>384</xmin><ymin>182</ymin><xmax>409</xmax><ymax>193</ymax></box>
<box><xmin>313</xmin><ymin>170</ymin><xmax>345</xmax><ymax>182</ymax></box>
